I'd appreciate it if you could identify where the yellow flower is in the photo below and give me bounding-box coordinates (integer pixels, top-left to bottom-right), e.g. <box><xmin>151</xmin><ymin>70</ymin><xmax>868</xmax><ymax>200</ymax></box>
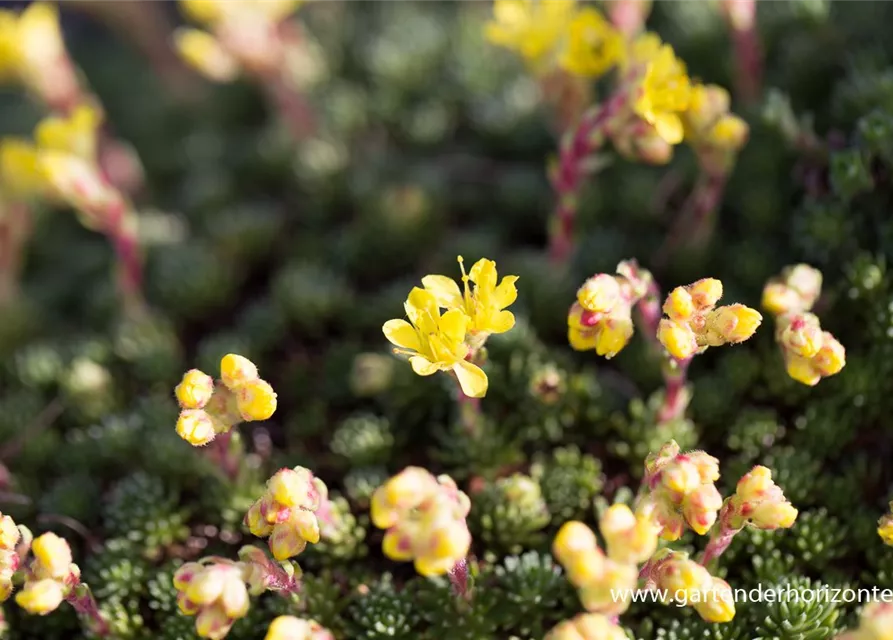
<box><xmin>633</xmin><ymin>43</ymin><xmax>691</xmax><ymax>144</ymax></box>
<box><xmin>0</xmin><ymin>138</ymin><xmax>46</xmax><ymax>200</ymax></box>
<box><xmin>485</xmin><ymin>0</ymin><xmax>577</xmax><ymax>72</ymax></box>
<box><xmin>173</xmin><ymin>28</ymin><xmax>239</xmax><ymax>83</ymax></box>
<box><xmin>657</xmin><ymin>318</ymin><xmax>698</xmax><ymax>360</ymax></box>
<box><xmin>35</xmin><ymin>103</ymin><xmax>101</xmax><ymax>162</ymax></box>
<box><xmin>560</xmin><ymin>8</ymin><xmax>624</xmax><ymax>78</ymax></box>
<box><xmin>235</xmin><ymin>379</ymin><xmax>278</xmax><ymax>421</ymax></box>
<box><xmin>180</xmin><ymin>0</ymin><xmax>301</xmax><ymax>26</ymax></box>
<box><xmin>31</xmin><ymin>533</ymin><xmax>72</xmax><ymax>580</ymax></box>
<box><xmin>422</xmin><ymin>256</ymin><xmax>518</xmax><ymax>338</ymax></box>
<box><xmin>383</xmin><ymin>287</ymin><xmax>488</xmax><ymax>398</ymax></box>
<box><xmin>705</xmin><ymin>304</ymin><xmax>763</xmax><ymax>344</ymax></box>
<box><xmin>622</xmin><ymin>31</ymin><xmax>662</xmax><ymax>72</ymax></box>
<box><xmin>176</xmin><ymin>409</ymin><xmax>217</xmax><ymax>446</ymax></box>
<box><xmin>693</xmin><ymin>577</ymin><xmax>735</xmax><ymax>623</ymax></box>
<box><xmin>15</xmin><ymin>578</ymin><xmax>64</xmax><ymax>615</ymax></box>
<box><xmin>175</xmin><ymin>369</ymin><xmax>215</xmax><ymax>410</ymax></box>
<box><xmin>879</xmin><ymin>509</ymin><xmax>893</xmax><ymax>546</ymax></box>
<box><xmin>174</xmin><ymin>560</ymin><xmax>250</xmax><ymax>639</ymax></box>
<box><xmin>265</xmin><ymin>616</ymin><xmax>333</xmax><ymax>640</ymax></box>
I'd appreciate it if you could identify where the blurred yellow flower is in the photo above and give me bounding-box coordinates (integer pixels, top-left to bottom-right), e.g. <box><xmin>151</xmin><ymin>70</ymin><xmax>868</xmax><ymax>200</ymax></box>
<box><xmin>180</xmin><ymin>0</ymin><xmax>301</xmax><ymax>26</ymax></box>
<box><xmin>383</xmin><ymin>287</ymin><xmax>488</xmax><ymax>397</ymax></box>
<box><xmin>485</xmin><ymin>0</ymin><xmax>578</xmax><ymax>73</ymax></box>
<box><xmin>560</xmin><ymin>8</ymin><xmax>624</xmax><ymax>78</ymax></box>
<box><xmin>633</xmin><ymin>44</ymin><xmax>691</xmax><ymax>144</ymax></box>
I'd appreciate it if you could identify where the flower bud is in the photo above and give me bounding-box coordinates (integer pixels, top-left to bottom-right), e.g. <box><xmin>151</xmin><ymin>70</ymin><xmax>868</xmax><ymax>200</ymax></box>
<box><xmin>595</xmin><ymin>314</ymin><xmax>634</xmax><ymax>359</ymax></box>
<box><xmin>31</xmin><ymin>533</ymin><xmax>72</xmax><ymax>580</ymax></box>
<box><xmin>780</xmin><ymin>313</ymin><xmax>824</xmax><ymax>358</ymax></box>
<box><xmin>577</xmin><ymin>274</ymin><xmax>622</xmax><ymax>313</ymax></box>
<box><xmin>0</xmin><ymin>516</ymin><xmax>20</xmax><ymax>550</ymax></box>
<box><xmin>546</xmin><ymin>613</ymin><xmax>628</xmax><ymax>640</ymax></box>
<box><xmin>709</xmin><ymin>114</ymin><xmax>749</xmax><ymax>150</ymax></box>
<box><xmin>15</xmin><ymin>578</ymin><xmax>64</xmax><ymax>615</ymax></box>
<box><xmin>813</xmin><ymin>333</ymin><xmax>845</xmax><ymax>377</ymax></box>
<box><xmin>749</xmin><ymin>501</ymin><xmax>798</xmax><ymax>530</ymax></box>
<box><xmin>236</xmin><ymin>379</ymin><xmax>278</xmax><ymax>421</ymax></box>
<box><xmin>686</xmin><ymin>451</ymin><xmax>720</xmax><ymax>483</ymax></box>
<box><xmin>175</xmin><ymin>369</ymin><xmax>215</xmax><ymax>410</ymax></box>
<box><xmin>682</xmin><ymin>484</ymin><xmax>723</xmax><ymax>535</ymax></box>
<box><xmin>878</xmin><ymin>511</ymin><xmax>893</xmax><ymax>546</ymax></box>
<box><xmin>600</xmin><ymin>504</ymin><xmax>659</xmax><ymax>564</ymax></box>
<box><xmin>268</xmin><ymin>468</ymin><xmax>314</xmax><ymax>510</ymax></box>
<box><xmin>693</xmin><ymin>577</ymin><xmax>735</xmax><ymax>622</ymax></box>
<box><xmin>658</xmin><ymin>319</ymin><xmax>698</xmax><ymax>360</ymax></box>
<box><xmin>656</xmin><ymin>555</ymin><xmax>712</xmax><ymax>600</ymax></box>
<box><xmin>576</xmin><ymin>560</ymin><xmax>638</xmax><ymax>615</ymax></box>
<box><xmin>220</xmin><ymin>353</ymin><xmax>259</xmax><ymax>389</ymax></box>
<box><xmin>265</xmin><ymin>616</ymin><xmax>324</xmax><ymax>640</ymax></box>
<box><xmin>707</xmin><ymin>304</ymin><xmax>762</xmax><ymax>344</ymax></box>
<box><xmin>689</xmin><ymin>278</ymin><xmax>723</xmax><ymax>310</ymax></box>
<box><xmin>553</xmin><ymin>521</ymin><xmax>599</xmax><ymax>566</ymax></box>
<box><xmin>761</xmin><ymin>282</ymin><xmax>800</xmax><ymax>316</ymax></box>
<box><xmin>785</xmin><ymin>353</ymin><xmax>821</xmax><ymax>386</ymax></box>
<box><xmin>660</xmin><ymin>459</ymin><xmax>701</xmax><ymax>496</ymax></box>
<box><xmin>785</xmin><ymin>264</ymin><xmax>822</xmax><ymax>307</ymax></box>
<box><xmin>176</xmin><ymin>409</ymin><xmax>217</xmax><ymax>446</ymax></box>
<box><xmin>735</xmin><ymin>466</ymin><xmax>773</xmax><ymax>502</ymax></box>
<box><xmin>663</xmin><ymin>287</ymin><xmax>694</xmax><ymax>321</ymax></box>
<box><xmin>173</xmin><ymin>28</ymin><xmax>240</xmax><ymax>83</ymax></box>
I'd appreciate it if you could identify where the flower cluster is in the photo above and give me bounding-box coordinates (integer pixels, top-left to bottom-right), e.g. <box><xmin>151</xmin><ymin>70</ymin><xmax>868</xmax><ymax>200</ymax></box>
<box><xmin>173</xmin><ymin>557</ymin><xmax>251</xmax><ymax>640</ymax></box>
<box><xmin>567</xmin><ymin>261</ymin><xmax>652</xmax><ymax>359</ymax></box>
<box><xmin>646</xmin><ymin>550</ymin><xmax>735</xmax><ymax>622</ymax></box>
<box><xmin>264</xmin><ymin>615</ymin><xmax>335</xmax><ymax>640</ymax></box>
<box><xmin>552</xmin><ymin>505</ymin><xmax>660</xmax><ymax>615</ymax></box>
<box><xmin>640</xmin><ymin>440</ymin><xmax>723</xmax><ymax>540</ymax></box>
<box><xmin>761</xmin><ymin>264</ymin><xmax>845</xmax><ymax>386</ymax></box>
<box><xmin>174</xmin><ymin>353</ymin><xmax>278</xmax><ymax>446</ymax></box>
<box><xmin>0</xmin><ymin>514</ymin><xmax>23</xmax><ymax>601</ymax></box>
<box><xmin>370</xmin><ymin>467</ymin><xmax>472</xmax><ymax>576</ymax></box>
<box><xmin>15</xmin><ymin>533</ymin><xmax>77</xmax><ymax>616</ymax></box>
<box><xmin>724</xmin><ymin>465</ymin><xmax>798</xmax><ymax>531</ymax></box>
<box><xmin>0</xmin><ymin>2</ymin><xmax>85</xmax><ymax>112</ymax></box>
<box><xmin>682</xmin><ymin>83</ymin><xmax>750</xmax><ymax>166</ymax></box>
<box><xmin>657</xmin><ymin>278</ymin><xmax>762</xmax><ymax>361</ymax></box>
<box><xmin>836</xmin><ymin>601</ymin><xmax>893</xmax><ymax>640</ymax></box>
<box><xmin>174</xmin><ymin>0</ymin><xmax>302</xmax><ymax>83</ymax></box>
<box><xmin>545</xmin><ymin>613</ymin><xmax>628</xmax><ymax>640</ymax></box>
<box><xmin>244</xmin><ymin>466</ymin><xmax>329</xmax><ymax>561</ymax></box>
<box><xmin>383</xmin><ymin>257</ymin><xmax>518</xmax><ymax>398</ymax></box>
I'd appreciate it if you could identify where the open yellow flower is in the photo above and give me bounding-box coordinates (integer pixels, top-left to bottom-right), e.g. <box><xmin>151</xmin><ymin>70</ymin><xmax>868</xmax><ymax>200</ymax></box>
<box><xmin>383</xmin><ymin>287</ymin><xmax>488</xmax><ymax>398</ymax></box>
<box><xmin>632</xmin><ymin>43</ymin><xmax>691</xmax><ymax>144</ymax></box>
<box><xmin>485</xmin><ymin>0</ymin><xmax>578</xmax><ymax>73</ymax></box>
<box><xmin>559</xmin><ymin>7</ymin><xmax>624</xmax><ymax>78</ymax></box>
<box><xmin>421</xmin><ymin>256</ymin><xmax>518</xmax><ymax>339</ymax></box>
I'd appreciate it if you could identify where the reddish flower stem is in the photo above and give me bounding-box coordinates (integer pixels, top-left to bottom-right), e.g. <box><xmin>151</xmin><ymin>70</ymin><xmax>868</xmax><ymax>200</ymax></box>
<box><xmin>699</xmin><ymin>526</ymin><xmax>738</xmax><ymax>567</ymax></box>
<box><xmin>657</xmin><ymin>356</ymin><xmax>691</xmax><ymax>424</ymax></box>
<box><xmin>260</xmin><ymin>70</ymin><xmax>316</xmax><ymax>141</ymax></box>
<box><xmin>722</xmin><ymin>0</ymin><xmax>762</xmax><ymax>105</ymax></box>
<box><xmin>654</xmin><ymin>169</ymin><xmax>728</xmax><ymax>268</ymax></box>
<box><xmin>548</xmin><ymin>92</ymin><xmax>628</xmax><ymax>265</ymax></box>
<box><xmin>0</xmin><ymin>203</ymin><xmax>32</xmax><ymax>306</ymax></box>
<box><xmin>211</xmin><ymin>430</ymin><xmax>241</xmax><ymax>481</ymax></box>
<box><xmin>67</xmin><ymin>584</ymin><xmax>110</xmax><ymax>637</ymax></box>
<box><xmin>448</xmin><ymin>558</ymin><xmax>470</xmax><ymax>600</ymax></box>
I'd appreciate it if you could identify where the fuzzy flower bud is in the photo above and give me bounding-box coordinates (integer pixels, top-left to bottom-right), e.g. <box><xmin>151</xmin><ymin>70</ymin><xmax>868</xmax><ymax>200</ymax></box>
<box><xmin>176</xmin><ymin>409</ymin><xmax>217</xmax><ymax>446</ymax></box>
<box><xmin>15</xmin><ymin>578</ymin><xmax>65</xmax><ymax>615</ymax></box>
<box><xmin>235</xmin><ymin>379</ymin><xmax>278</xmax><ymax>422</ymax></box>
<box><xmin>219</xmin><ymin>353</ymin><xmax>259</xmax><ymax>390</ymax></box>
<box><xmin>654</xmin><ymin>553</ymin><xmax>713</xmax><ymax>602</ymax></box>
<box><xmin>839</xmin><ymin>601</ymin><xmax>893</xmax><ymax>640</ymax></box>
<box><xmin>728</xmin><ymin>465</ymin><xmax>797</xmax><ymax>531</ymax></box>
<box><xmin>371</xmin><ymin>468</ymin><xmax>471</xmax><ymax>577</ymax></box>
<box><xmin>657</xmin><ymin>318</ymin><xmax>699</xmax><ymax>360</ymax></box>
<box><xmin>682</xmin><ymin>484</ymin><xmax>723</xmax><ymax>535</ymax></box>
<box><xmin>245</xmin><ymin>467</ymin><xmax>328</xmax><ymax>561</ymax></box>
<box><xmin>175</xmin><ymin>369</ymin><xmax>215</xmax><ymax>409</ymax></box>
<box><xmin>577</xmin><ymin>274</ymin><xmax>622</xmax><ymax>313</ymax></box>
<box><xmin>694</xmin><ymin>577</ymin><xmax>736</xmax><ymax>623</ymax></box>
<box><xmin>706</xmin><ymin>304</ymin><xmax>763</xmax><ymax>344</ymax></box>
<box><xmin>663</xmin><ymin>287</ymin><xmax>695</xmax><ymax>321</ymax></box>
<box><xmin>546</xmin><ymin>613</ymin><xmax>629</xmax><ymax>640</ymax></box>
<box><xmin>265</xmin><ymin>615</ymin><xmax>336</xmax><ymax>640</ymax></box>
<box><xmin>31</xmin><ymin>532</ymin><xmax>73</xmax><ymax>580</ymax></box>
<box><xmin>779</xmin><ymin>313</ymin><xmax>824</xmax><ymax>358</ymax></box>
<box><xmin>599</xmin><ymin>504</ymin><xmax>660</xmax><ymax>564</ymax></box>
<box><xmin>173</xmin><ymin>559</ymin><xmax>250</xmax><ymax>640</ymax></box>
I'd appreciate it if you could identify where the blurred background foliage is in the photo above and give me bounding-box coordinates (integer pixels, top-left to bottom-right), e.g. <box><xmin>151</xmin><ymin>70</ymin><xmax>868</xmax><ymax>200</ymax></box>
<box><xmin>1</xmin><ymin>0</ymin><xmax>893</xmax><ymax>638</ymax></box>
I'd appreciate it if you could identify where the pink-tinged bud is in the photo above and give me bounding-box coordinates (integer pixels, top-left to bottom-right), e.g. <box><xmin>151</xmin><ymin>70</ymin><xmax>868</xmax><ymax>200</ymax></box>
<box><xmin>0</xmin><ymin>516</ymin><xmax>19</xmax><ymax>550</ymax></box>
<box><xmin>175</xmin><ymin>369</ymin><xmax>215</xmax><ymax>409</ymax></box>
<box><xmin>600</xmin><ymin>504</ymin><xmax>660</xmax><ymax>564</ymax></box>
<box><xmin>657</xmin><ymin>508</ymin><xmax>686</xmax><ymax>542</ymax></box>
<box><xmin>15</xmin><ymin>578</ymin><xmax>64</xmax><ymax>615</ymax></box>
<box><xmin>382</xmin><ymin>529</ymin><xmax>415</xmax><ymax>562</ymax></box>
<box><xmin>689</xmin><ymin>278</ymin><xmax>723</xmax><ymax>310</ymax></box>
<box><xmin>186</xmin><ymin>567</ymin><xmax>227</xmax><ymax>605</ymax></box>
<box><xmin>268</xmin><ymin>468</ymin><xmax>310</xmax><ymax>509</ymax></box>
<box><xmin>269</xmin><ymin>523</ymin><xmax>309</xmax><ymax>561</ymax></box>
<box><xmin>693</xmin><ymin>577</ymin><xmax>735</xmax><ymax>622</ymax></box>
<box><xmin>176</xmin><ymin>409</ymin><xmax>217</xmax><ymax>446</ymax></box>
<box><xmin>858</xmin><ymin>601</ymin><xmax>893</xmax><ymax>637</ymax></box>
<box><xmin>383</xmin><ymin>467</ymin><xmax>438</xmax><ymax>510</ymax></box>
<box><xmin>656</xmin><ymin>556</ymin><xmax>712</xmax><ymax>599</ymax></box>
<box><xmin>576</xmin><ymin>560</ymin><xmax>638</xmax><ymax>615</ymax></box>
<box><xmin>749</xmin><ymin>501</ymin><xmax>798</xmax><ymax>530</ymax></box>
<box><xmin>219</xmin><ymin>353</ymin><xmax>259</xmax><ymax>389</ymax></box>
<box><xmin>686</xmin><ymin>451</ymin><xmax>720</xmax><ymax>483</ymax></box>
<box><xmin>236</xmin><ymin>379</ymin><xmax>278</xmax><ymax>422</ymax></box>
<box><xmin>173</xmin><ymin>562</ymin><xmax>200</xmax><ymax>590</ymax></box>
<box><xmin>682</xmin><ymin>484</ymin><xmax>723</xmax><ymax>535</ymax></box>
<box><xmin>735</xmin><ymin>466</ymin><xmax>773</xmax><ymax>501</ymax></box>
<box><xmin>660</xmin><ymin>459</ymin><xmax>701</xmax><ymax>496</ymax></box>
<box><xmin>813</xmin><ymin>333</ymin><xmax>845</xmax><ymax>377</ymax></box>
<box><xmin>577</xmin><ymin>274</ymin><xmax>622</xmax><ymax>313</ymax></box>
<box><xmin>645</xmin><ymin>440</ymin><xmax>682</xmax><ymax>476</ymax></box>
<box><xmin>595</xmin><ymin>313</ymin><xmax>634</xmax><ymax>359</ymax></box>
<box><xmin>265</xmin><ymin>616</ymin><xmax>335</xmax><ymax>640</ymax></box>
<box><xmin>195</xmin><ymin>605</ymin><xmax>234</xmax><ymax>639</ymax></box>
<box><xmin>785</xmin><ymin>353</ymin><xmax>821</xmax><ymax>386</ymax></box>
<box><xmin>784</xmin><ymin>264</ymin><xmax>822</xmax><ymax>308</ymax></box>
<box><xmin>219</xmin><ymin>574</ymin><xmax>250</xmax><ymax>618</ymax></box>
<box><xmin>761</xmin><ymin>282</ymin><xmax>800</xmax><ymax>316</ymax></box>
<box><xmin>663</xmin><ymin>287</ymin><xmax>695</xmax><ymax>321</ymax></box>
<box><xmin>546</xmin><ymin>613</ymin><xmax>629</xmax><ymax>640</ymax></box>
<box><xmin>658</xmin><ymin>319</ymin><xmax>699</xmax><ymax>360</ymax></box>
<box><xmin>245</xmin><ymin>500</ymin><xmax>274</xmax><ymax>537</ymax></box>
<box><xmin>780</xmin><ymin>313</ymin><xmax>824</xmax><ymax>358</ymax></box>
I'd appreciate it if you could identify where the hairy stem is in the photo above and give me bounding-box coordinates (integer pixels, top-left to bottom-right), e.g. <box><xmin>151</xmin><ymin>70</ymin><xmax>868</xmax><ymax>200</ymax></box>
<box><xmin>68</xmin><ymin>584</ymin><xmax>110</xmax><ymax>637</ymax></box>
<box><xmin>700</xmin><ymin>524</ymin><xmax>739</xmax><ymax>567</ymax></box>
<box><xmin>657</xmin><ymin>356</ymin><xmax>691</xmax><ymax>424</ymax></box>
<box><xmin>548</xmin><ymin>92</ymin><xmax>627</xmax><ymax>265</ymax></box>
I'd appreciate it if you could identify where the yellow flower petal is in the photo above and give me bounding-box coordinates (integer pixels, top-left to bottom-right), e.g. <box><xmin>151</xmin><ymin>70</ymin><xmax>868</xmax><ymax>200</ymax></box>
<box><xmin>651</xmin><ymin>112</ymin><xmax>684</xmax><ymax>145</ymax></box>
<box><xmin>179</xmin><ymin>0</ymin><xmax>229</xmax><ymax>25</ymax></box>
<box><xmin>382</xmin><ymin>319</ymin><xmax>420</xmax><ymax>352</ymax></box>
<box><xmin>489</xmin><ymin>310</ymin><xmax>515</xmax><ymax>334</ymax></box>
<box><xmin>173</xmin><ymin>27</ymin><xmax>240</xmax><ymax>83</ymax></box>
<box><xmin>453</xmin><ymin>359</ymin><xmax>488</xmax><ymax>398</ymax></box>
<box><xmin>17</xmin><ymin>2</ymin><xmax>65</xmax><ymax>67</ymax></box>
<box><xmin>493</xmin><ymin>276</ymin><xmax>519</xmax><ymax>309</ymax></box>
<box><xmin>0</xmin><ymin>138</ymin><xmax>46</xmax><ymax>199</ymax></box>
<box><xmin>420</xmin><ymin>274</ymin><xmax>463</xmax><ymax>309</ymax></box>
<box><xmin>410</xmin><ymin>356</ymin><xmax>440</xmax><ymax>376</ymax></box>
<box><xmin>438</xmin><ymin>309</ymin><xmax>469</xmax><ymax>344</ymax></box>
<box><xmin>405</xmin><ymin>286</ymin><xmax>439</xmax><ymax>330</ymax></box>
